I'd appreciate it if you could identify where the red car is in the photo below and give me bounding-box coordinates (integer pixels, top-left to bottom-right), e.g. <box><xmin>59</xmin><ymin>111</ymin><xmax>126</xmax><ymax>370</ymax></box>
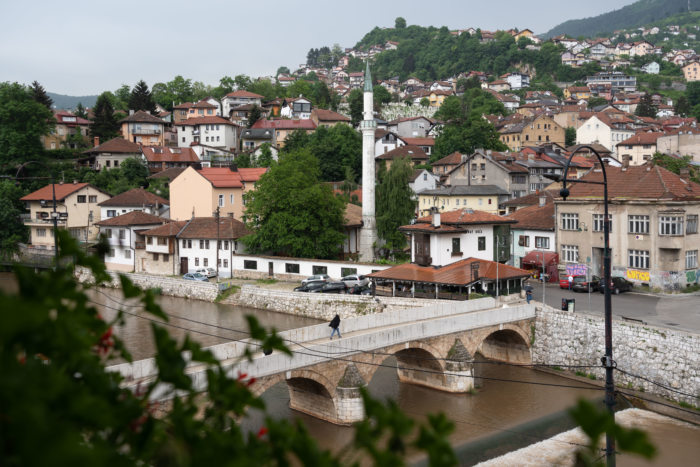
<box><xmin>559</xmin><ymin>275</ymin><xmax>581</xmax><ymax>289</ymax></box>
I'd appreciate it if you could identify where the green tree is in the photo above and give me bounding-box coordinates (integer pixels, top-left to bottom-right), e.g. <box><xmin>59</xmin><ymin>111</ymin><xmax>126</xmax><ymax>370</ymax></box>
<box><xmin>256</xmin><ymin>143</ymin><xmax>274</xmax><ymax>168</ymax></box>
<box><xmin>420</xmin><ymin>97</ymin><xmax>430</xmax><ymax>107</ymax></box>
<box><xmin>242</xmin><ymin>149</ymin><xmax>346</xmax><ymax>258</ymax></box>
<box><xmin>74</xmin><ymin>102</ymin><xmax>88</xmax><ymax>119</ymax></box>
<box><xmin>347</xmin><ymin>89</ymin><xmax>364</xmax><ymax>126</ymax></box>
<box><xmin>674</xmin><ymin>95</ymin><xmax>690</xmax><ymax>117</ymax></box>
<box><xmin>90</xmin><ymin>93</ymin><xmax>120</xmax><ymax>143</ymax></box>
<box><xmin>376</xmin><ymin>156</ymin><xmax>416</xmax><ymax>257</ymax></box>
<box><xmin>247</xmin><ymin>105</ymin><xmax>262</xmax><ymax>128</ymax></box>
<box><xmin>29</xmin><ymin>80</ymin><xmax>53</xmax><ymax>110</ymax></box>
<box><xmin>587</xmin><ymin>97</ymin><xmax>608</xmax><ymax>109</ymax></box>
<box><xmin>565</xmin><ymin>127</ymin><xmax>577</xmax><ymax>147</ymax></box>
<box><xmin>276</xmin><ymin>66</ymin><xmax>290</xmax><ymax>76</ymax></box>
<box><xmin>0</xmin><ymin>82</ymin><xmax>54</xmax><ymax>168</ymax></box>
<box><xmin>0</xmin><ymin>180</ymin><xmax>28</xmax><ymax>250</ymax></box>
<box><xmin>113</xmin><ymin>84</ymin><xmax>131</xmax><ymax>111</ymax></box>
<box><xmin>635</xmin><ymin>93</ymin><xmax>657</xmax><ymax>118</ymax></box>
<box><xmin>395</xmin><ymin>17</ymin><xmax>407</xmax><ymax>29</ymax></box>
<box><xmin>652</xmin><ymin>152</ymin><xmax>699</xmax><ymax>183</ymax></box>
<box><xmin>128</xmin><ymin>80</ymin><xmax>157</xmax><ymax>114</ymax></box>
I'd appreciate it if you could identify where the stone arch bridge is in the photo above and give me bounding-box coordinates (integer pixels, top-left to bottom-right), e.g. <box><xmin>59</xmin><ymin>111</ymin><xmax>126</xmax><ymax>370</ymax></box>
<box><xmin>109</xmin><ymin>297</ymin><xmax>535</xmax><ymax>425</ymax></box>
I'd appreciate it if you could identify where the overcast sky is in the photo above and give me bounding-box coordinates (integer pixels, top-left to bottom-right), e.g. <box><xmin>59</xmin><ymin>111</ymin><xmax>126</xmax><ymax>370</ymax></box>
<box><xmin>1</xmin><ymin>0</ymin><xmax>636</xmax><ymax>96</ymax></box>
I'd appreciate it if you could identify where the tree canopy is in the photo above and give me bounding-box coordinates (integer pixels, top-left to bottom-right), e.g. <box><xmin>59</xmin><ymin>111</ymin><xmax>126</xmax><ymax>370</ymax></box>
<box><xmin>128</xmin><ymin>80</ymin><xmax>157</xmax><ymax>114</ymax></box>
<box><xmin>29</xmin><ymin>80</ymin><xmax>53</xmax><ymax>110</ymax></box>
<box><xmin>376</xmin><ymin>156</ymin><xmax>416</xmax><ymax>257</ymax></box>
<box><xmin>90</xmin><ymin>93</ymin><xmax>121</xmax><ymax>143</ymax></box>
<box><xmin>242</xmin><ymin>149</ymin><xmax>347</xmax><ymax>259</ymax></box>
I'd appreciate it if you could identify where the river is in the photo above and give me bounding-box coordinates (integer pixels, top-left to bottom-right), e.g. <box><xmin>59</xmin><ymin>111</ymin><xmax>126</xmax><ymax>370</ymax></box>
<box><xmin>2</xmin><ymin>274</ymin><xmax>697</xmax><ymax>465</ymax></box>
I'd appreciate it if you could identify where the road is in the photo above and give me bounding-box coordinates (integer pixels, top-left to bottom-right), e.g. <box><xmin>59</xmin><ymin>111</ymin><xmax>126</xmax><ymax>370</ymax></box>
<box><xmin>526</xmin><ymin>280</ymin><xmax>700</xmax><ymax>333</ymax></box>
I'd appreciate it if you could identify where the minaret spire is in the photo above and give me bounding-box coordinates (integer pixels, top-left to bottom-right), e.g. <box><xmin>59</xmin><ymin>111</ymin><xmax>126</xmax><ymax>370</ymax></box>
<box><xmin>359</xmin><ymin>61</ymin><xmax>377</xmax><ymax>262</ymax></box>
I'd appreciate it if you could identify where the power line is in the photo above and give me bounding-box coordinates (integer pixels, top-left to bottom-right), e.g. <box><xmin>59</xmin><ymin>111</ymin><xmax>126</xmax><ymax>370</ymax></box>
<box><xmin>616</xmin><ymin>391</ymin><xmax>700</xmax><ymax>418</ymax></box>
<box><xmin>615</xmin><ymin>368</ymin><xmax>698</xmax><ymax>399</ymax></box>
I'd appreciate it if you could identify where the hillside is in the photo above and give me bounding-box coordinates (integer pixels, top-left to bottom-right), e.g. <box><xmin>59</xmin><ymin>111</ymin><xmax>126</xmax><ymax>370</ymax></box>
<box><xmin>543</xmin><ymin>0</ymin><xmax>700</xmax><ymax>39</ymax></box>
<box><xmin>48</xmin><ymin>92</ymin><xmax>98</xmax><ymax>110</ymax></box>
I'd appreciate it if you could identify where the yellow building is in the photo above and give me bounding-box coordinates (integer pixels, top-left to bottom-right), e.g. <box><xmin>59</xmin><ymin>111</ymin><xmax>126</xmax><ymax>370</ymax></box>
<box><xmin>499</xmin><ymin>113</ymin><xmax>565</xmax><ymax>151</ymax></box>
<box><xmin>20</xmin><ymin>182</ymin><xmax>111</xmax><ymax>249</ymax></box>
<box><xmin>119</xmin><ymin>110</ymin><xmax>166</xmax><ymax>146</ymax></box>
<box><xmin>683</xmin><ymin>60</ymin><xmax>700</xmax><ymax>82</ymax></box>
<box><xmin>417</xmin><ymin>185</ymin><xmax>509</xmax><ymax>217</ymax></box>
<box><xmin>169</xmin><ymin>166</ymin><xmax>267</xmax><ymax>221</ymax></box>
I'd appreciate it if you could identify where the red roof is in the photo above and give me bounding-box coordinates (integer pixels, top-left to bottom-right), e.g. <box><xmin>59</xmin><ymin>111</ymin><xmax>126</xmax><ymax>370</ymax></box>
<box><xmin>21</xmin><ymin>183</ymin><xmax>92</xmax><ymax>201</ymax></box>
<box><xmin>367</xmin><ymin>258</ymin><xmax>530</xmax><ymax>285</ymax></box>
<box><xmin>141</xmin><ymin>146</ymin><xmax>199</xmax><ymax>163</ymax></box>
<box><xmin>616</xmin><ymin>132</ymin><xmax>663</xmax><ymax>147</ymax></box>
<box><xmin>251</xmin><ymin>119</ymin><xmax>317</xmax><ymax>130</ymax></box>
<box><xmin>98</xmin><ymin>188</ymin><xmax>168</xmax><ymax>207</ymax></box>
<box><xmin>95</xmin><ymin>211</ymin><xmax>166</xmax><ymax>227</ymax></box>
<box><xmin>225</xmin><ymin>90</ymin><xmax>264</xmax><ymax>99</ymax></box>
<box><xmin>197</xmin><ymin>167</ymin><xmax>267</xmax><ymax>188</ymax></box>
<box><xmin>83</xmin><ymin>137</ymin><xmax>141</xmax><ymax>155</ymax></box>
<box><xmin>312</xmin><ymin>108</ymin><xmax>351</xmax><ymax>122</ymax></box>
<box><xmin>433</xmin><ymin>151</ymin><xmax>465</xmax><ymax>166</ymax></box>
<box><xmin>402</xmin><ymin>137</ymin><xmax>435</xmax><ymax>146</ymax></box>
<box><xmin>506</xmin><ymin>202</ymin><xmax>554</xmax><ymax>230</ymax></box>
<box><xmin>178</xmin><ymin>116</ymin><xmax>237</xmax><ymax>126</ymax></box>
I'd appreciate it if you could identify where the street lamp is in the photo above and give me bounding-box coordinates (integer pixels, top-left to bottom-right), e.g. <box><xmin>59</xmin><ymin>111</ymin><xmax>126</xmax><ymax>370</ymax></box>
<box><xmin>556</xmin><ymin>145</ymin><xmax>616</xmax><ymax>466</ymax></box>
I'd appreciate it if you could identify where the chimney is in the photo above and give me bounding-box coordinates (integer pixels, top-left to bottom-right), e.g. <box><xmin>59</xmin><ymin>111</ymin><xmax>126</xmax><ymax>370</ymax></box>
<box><xmin>680</xmin><ymin>168</ymin><xmax>690</xmax><ymax>181</ymax></box>
<box><xmin>539</xmin><ymin>195</ymin><xmax>547</xmax><ymax>207</ymax></box>
<box><xmin>129</xmin><ymin>109</ymin><xmax>134</xmax><ymax>116</ymax></box>
<box><xmin>73</xmin><ymin>180</ymin><xmax>78</xmax><ymax>184</ymax></box>
<box><xmin>432</xmin><ymin>208</ymin><xmax>441</xmax><ymax>228</ymax></box>
<box><xmin>93</xmin><ymin>136</ymin><xmax>100</xmax><ymax>147</ymax></box>
<box><xmin>461</xmin><ymin>153</ymin><xmax>467</xmax><ymax>163</ymax></box>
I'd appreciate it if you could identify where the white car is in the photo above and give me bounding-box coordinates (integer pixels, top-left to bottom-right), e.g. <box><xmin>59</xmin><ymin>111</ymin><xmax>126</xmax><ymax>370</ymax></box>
<box><xmin>341</xmin><ymin>274</ymin><xmax>369</xmax><ymax>288</ymax></box>
<box><xmin>301</xmin><ymin>274</ymin><xmax>331</xmax><ymax>285</ymax></box>
<box><xmin>194</xmin><ymin>267</ymin><xmax>217</xmax><ymax>278</ymax></box>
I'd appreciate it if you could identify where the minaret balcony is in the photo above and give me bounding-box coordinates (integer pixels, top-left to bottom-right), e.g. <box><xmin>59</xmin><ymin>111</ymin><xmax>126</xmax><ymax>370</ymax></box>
<box><xmin>359</xmin><ymin>120</ymin><xmax>376</xmax><ymax>129</ymax></box>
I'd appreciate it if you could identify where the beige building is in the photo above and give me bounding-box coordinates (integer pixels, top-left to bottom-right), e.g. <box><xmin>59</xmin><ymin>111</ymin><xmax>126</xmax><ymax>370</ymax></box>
<box><xmin>555</xmin><ymin>165</ymin><xmax>700</xmax><ymax>291</ymax></box>
<box><xmin>499</xmin><ymin>114</ymin><xmax>566</xmax><ymax>151</ymax></box>
<box><xmin>169</xmin><ymin>166</ymin><xmax>267</xmax><ymax>221</ymax></box>
<box><xmin>20</xmin><ymin>182</ymin><xmax>111</xmax><ymax>249</ymax></box>
<box><xmin>616</xmin><ymin>132</ymin><xmax>663</xmax><ymax>166</ymax></box>
<box><xmin>683</xmin><ymin>61</ymin><xmax>699</xmax><ymax>82</ymax></box>
<box><xmin>656</xmin><ymin>131</ymin><xmax>700</xmax><ymax>161</ymax></box>
<box><xmin>42</xmin><ymin>110</ymin><xmax>91</xmax><ymax>150</ymax></box>
<box><xmin>417</xmin><ymin>185</ymin><xmax>509</xmax><ymax>217</ymax></box>
<box><xmin>119</xmin><ymin>111</ymin><xmax>166</xmax><ymax>146</ymax></box>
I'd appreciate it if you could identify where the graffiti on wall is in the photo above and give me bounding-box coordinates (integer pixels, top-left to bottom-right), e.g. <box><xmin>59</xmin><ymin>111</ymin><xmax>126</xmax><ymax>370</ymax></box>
<box><xmin>686</xmin><ymin>269</ymin><xmax>700</xmax><ymax>284</ymax></box>
<box><xmin>566</xmin><ymin>264</ymin><xmax>588</xmax><ymax>276</ymax></box>
<box><xmin>626</xmin><ymin>269</ymin><xmax>650</xmax><ymax>281</ymax></box>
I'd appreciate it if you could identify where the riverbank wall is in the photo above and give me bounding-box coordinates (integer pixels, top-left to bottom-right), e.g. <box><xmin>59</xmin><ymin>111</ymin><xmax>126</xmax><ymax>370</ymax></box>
<box><xmin>532</xmin><ymin>306</ymin><xmax>699</xmax><ymax>406</ymax></box>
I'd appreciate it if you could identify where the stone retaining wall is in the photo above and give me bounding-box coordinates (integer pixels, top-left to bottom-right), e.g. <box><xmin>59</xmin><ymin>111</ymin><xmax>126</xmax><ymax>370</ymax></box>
<box><xmin>75</xmin><ymin>267</ymin><xmax>219</xmax><ymax>302</ymax></box>
<box><xmin>532</xmin><ymin>306</ymin><xmax>699</xmax><ymax>406</ymax></box>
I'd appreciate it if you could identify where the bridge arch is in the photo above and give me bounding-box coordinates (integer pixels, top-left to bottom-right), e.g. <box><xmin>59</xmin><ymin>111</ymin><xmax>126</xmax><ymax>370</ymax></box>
<box><xmin>476</xmin><ymin>325</ymin><xmax>531</xmax><ymax>364</ymax></box>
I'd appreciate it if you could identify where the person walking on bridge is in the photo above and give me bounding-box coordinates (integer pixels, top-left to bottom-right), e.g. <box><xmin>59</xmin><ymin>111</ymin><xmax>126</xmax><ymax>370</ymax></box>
<box><xmin>329</xmin><ymin>314</ymin><xmax>341</xmax><ymax>340</ymax></box>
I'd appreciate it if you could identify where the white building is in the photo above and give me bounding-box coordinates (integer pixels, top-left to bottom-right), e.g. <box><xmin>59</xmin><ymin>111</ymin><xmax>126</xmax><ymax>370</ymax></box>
<box><xmin>95</xmin><ymin>211</ymin><xmax>167</xmax><ymax>272</ymax></box>
<box><xmin>98</xmin><ymin>188</ymin><xmax>169</xmax><ymax>220</ymax></box>
<box><xmin>504</xmin><ymin>73</ymin><xmax>530</xmax><ymax>90</ymax></box>
<box><xmin>374</xmin><ymin>129</ymin><xmax>406</xmax><ymax>155</ymax></box>
<box><xmin>409</xmin><ymin>169</ymin><xmax>439</xmax><ymax>196</ymax></box>
<box><xmin>221</xmin><ymin>90</ymin><xmax>264</xmax><ymax>119</ymax></box>
<box><xmin>576</xmin><ymin>114</ymin><xmax>635</xmax><ymax>156</ymax></box>
<box><xmin>506</xmin><ymin>196</ymin><xmax>557</xmax><ymax>270</ymax></box>
<box><xmin>176</xmin><ymin>116</ymin><xmax>239</xmax><ymax>151</ymax></box>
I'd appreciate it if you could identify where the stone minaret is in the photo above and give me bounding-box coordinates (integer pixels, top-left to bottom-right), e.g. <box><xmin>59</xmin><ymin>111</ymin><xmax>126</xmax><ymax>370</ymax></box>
<box><xmin>359</xmin><ymin>61</ymin><xmax>377</xmax><ymax>262</ymax></box>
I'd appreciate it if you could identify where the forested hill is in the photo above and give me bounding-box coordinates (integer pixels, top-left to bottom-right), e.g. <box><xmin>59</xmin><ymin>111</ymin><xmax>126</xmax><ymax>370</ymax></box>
<box><xmin>349</xmin><ymin>25</ymin><xmax>593</xmax><ymax>84</ymax></box>
<box><xmin>543</xmin><ymin>0</ymin><xmax>700</xmax><ymax>39</ymax></box>
<box><xmin>48</xmin><ymin>92</ymin><xmax>98</xmax><ymax>110</ymax></box>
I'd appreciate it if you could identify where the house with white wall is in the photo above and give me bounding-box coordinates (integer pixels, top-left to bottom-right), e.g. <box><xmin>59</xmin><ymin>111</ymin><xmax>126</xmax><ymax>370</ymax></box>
<box><xmin>95</xmin><ymin>211</ymin><xmax>167</xmax><ymax>272</ymax></box>
<box><xmin>98</xmin><ymin>188</ymin><xmax>169</xmax><ymax>220</ymax></box>
<box><xmin>222</xmin><ymin>90</ymin><xmax>264</xmax><ymax>118</ymax></box>
<box><xmin>176</xmin><ymin>116</ymin><xmax>239</xmax><ymax>151</ymax></box>
<box><xmin>506</xmin><ymin>195</ymin><xmax>556</xmax><ymax>271</ymax></box>
<box><xmin>576</xmin><ymin>114</ymin><xmax>635</xmax><ymax>156</ymax></box>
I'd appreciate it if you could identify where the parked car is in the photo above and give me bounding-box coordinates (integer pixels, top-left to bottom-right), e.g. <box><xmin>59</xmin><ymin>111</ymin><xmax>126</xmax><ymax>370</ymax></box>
<box><xmin>571</xmin><ymin>275</ymin><xmax>601</xmax><ymax>293</ymax></box>
<box><xmin>559</xmin><ymin>277</ymin><xmax>575</xmax><ymax>289</ymax></box>
<box><xmin>319</xmin><ymin>281</ymin><xmax>347</xmax><ymax>294</ymax></box>
<box><xmin>293</xmin><ymin>280</ymin><xmax>326</xmax><ymax>293</ymax></box>
<box><xmin>194</xmin><ymin>267</ymin><xmax>217</xmax><ymax>278</ymax></box>
<box><xmin>347</xmin><ymin>284</ymin><xmax>372</xmax><ymax>295</ymax></box>
<box><xmin>301</xmin><ymin>274</ymin><xmax>331</xmax><ymax>285</ymax></box>
<box><xmin>341</xmin><ymin>274</ymin><xmax>369</xmax><ymax>288</ymax></box>
<box><xmin>599</xmin><ymin>276</ymin><xmax>633</xmax><ymax>295</ymax></box>
<box><xmin>183</xmin><ymin>272</ymin><xmax>209</xmax><ymax>281</ymax></box>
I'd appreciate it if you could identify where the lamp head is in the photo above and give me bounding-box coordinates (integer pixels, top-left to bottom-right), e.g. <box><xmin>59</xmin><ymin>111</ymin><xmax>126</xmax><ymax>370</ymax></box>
<box><xmin>560</xmin><ymin>187</ymin><xmax>570</xmax><ymax>200</ymax></box>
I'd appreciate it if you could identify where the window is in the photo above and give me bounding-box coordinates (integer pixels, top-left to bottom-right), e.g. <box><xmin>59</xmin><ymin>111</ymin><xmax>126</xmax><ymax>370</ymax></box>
<box><xmin>77</xmin><ymin>195</ymin><xmax>86</xmax><ymax>203</ymax></box>
<box><xmin>195</xmin><ymin>258</ymin><xmax>199</xmax><ymax>266</ymax></box>
<box><xmin>230</xmin><ymin>194</ymin><xmax>234</xmax><ymax>204</ymax></box>
<box><xmin>312</xmin><ymin>265</ymin><xmax>328</xmax><ymax>275</ymax></box>
<box><xmin>341</xmin><ymin>267</ymin><xmax>358</xmax><ymax>277</ymax></box>
<box><xmin>147</xmin><ymin>236</ymin><xmax>152</xmax><ymax>244</ymax></box>
<box><xmin>478</xmin><ymin>236</ymin><xmax>486</xmax><ymax>251</ymax></box>
<box><xmin>107</xmin><ymin>209</ymin><xmax>116</xmax><ymax>217</ymax></box>
<box><xmin>152</xmin><ymin>253</ymin><xmax>159</xmax><ymax>261</ymax></box>
<box><xmin>686</xmin><ymin>250</ymin><xmax>698</xmax><ymax>269</ymax></box>
<box><xmin>203</xmin><ymin>258</ymin><xmax>208</xmax><ymax>267</ymax></box>
<box><xmin>535</xmin><ymin>236</ymin><xmax>549</xmax><ymax>249</ymax></box>
<box><xmin>244</xmin><ymin>260</ymin><xmax>257</xmax><ymax>270</ymax></box>
<box><xmin>452</xmin><ymin>238</ymin><xmax>461</xmax><ymax>254</ymax></box>
<box><xmin>518</xmin><ymin>235</ymin><xmax>529</xmax><ymax>247</ymax></box>
<box><xmin>124</xmin><ymin>249</ymin><xmax>132</xmax><ymax>259</ymax></box>
<box><xmin>480</xmin><ymin>163</ymin><xmax>485</xmax><ymax>170</ymax></box>
<box><xmin>36</xmin><ymin>228</ymin><xmax>47</xmax><ymax>237</ymax></box>
<box><xmin>89</xmin><ymin>195</ymin><xmax>97</xmax><ymax>203</ymax></box>
<box><xmin>471</xmin><ymin>163</ymin><xmax>477</xmax><ymax>170</ymax></box>
<box><xmin>628</xmin><ymin>215</ymin><xmax>649</xmax><ymax>234</ymax></box>
<box><xmin>561</xmin><ymin>213</ymin><xmax>579</xmax><ymax>230</ymax></box>
<box><xmin>223</xmin><ymin>259</ymin><xmax>228</xmax><ymax>268</ymax></box>
<box><xmin>285</xmin><ymin>263</ymin><xmax>300</xmax><ymax>274</ymax></box>
<box><xmin>119</xmin><ymin>229</ymin><xmax>126</xmax><ymax>240</ymax></box>
<box><xmin>103</xmin><ymin>229</ymin><xmax>112</xmax><ymax>239</ymax></box>
<box><xmin>162</xmin><ymin>254</ymin><xmax>169</xmax><ymax>262</ymax></box>
<box><xmin>187</xmin><ymin>239</ymin><xmax>192</xmax><ymax>248</ymax></box>
<box><xmin>182</xmin><ymin>240</ymin><xmax>187</xmax><ymax>248</ymax></box>
<box><xmin>223</xmin><ymin>240</ymin><xmax>229</xmax><ymax>250</ymax></box>
<box><xmin>562</xmin><ymin>245</ymin><xmax>579</xmax><ymax>263</ymax></box>
<box><xmin>218</xmin><ymin>195</ymin><xmax>224</xmax><ymax>207</ymax></box>
<box><xmin>628</xmin><ymin>249</ymin><xmax>649</xmax><ymax>269</ymax></box>
<box><xmin>593</xmin><ymin>214</ymin><xmax>612</xmax><ymax>233</ymax></box>
<box><xmin>157</xmin><ymin>237</ymin><xmax>167</xmax><ymax>246</ymax></box>
<box><xmin>108</xmin><ymin>249</ymin><xmax>115</xmax><ymax>257</ymax></box>
<box><xmin>659</xmin><ymin>215</ymin><xmax>683</xmax><ymax>236</ymax></box>
<box><xmin>687</xmin><ymin>215</ymin><xmax>698</xmax><ymax>234</ymax></box>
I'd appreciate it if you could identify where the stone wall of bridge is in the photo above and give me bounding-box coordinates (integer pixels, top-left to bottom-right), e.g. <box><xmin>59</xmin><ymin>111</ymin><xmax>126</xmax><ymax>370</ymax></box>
<box><xmin>532</xmin><ymin>306</ymin><xmax>699</xmax><ymax>406</ymax></box>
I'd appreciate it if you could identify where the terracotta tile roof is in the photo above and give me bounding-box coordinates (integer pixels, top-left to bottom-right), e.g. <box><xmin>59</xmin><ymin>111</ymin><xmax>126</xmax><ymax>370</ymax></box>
<box><xmin>225</xmin><ymin>90</ymin><xmax>264</xmax><ymax>99</ymax></box>
<box><xmin>147</xmin><ymin>167</ymin><xmax>186</xmax><ymax>181</ymax></box>
<box><xmin>196</xmin><ymin>167</ymin><xmax>267</xmax><ymax>188</ymax></box>
<box><xmin>412</xmin><ymin>208</ymin><xmax>516</xmax><ymax>227</ymax></box>
<box><xmin>375</xmin><ymin>145</ymin><xmax>428</xmax><ymax>161</ymax></box>
<box><xmin>142</xmin><ymin>146</ymin><xmax>199</xmax><ymax>163</ymax></box>
<box><xmin>173</xmin><ymin>102</ymin><xmax>193</xmax><ymax>109</ymax></box>
<box><xmin>506</xmin><ymin>202</ymin><xmax>554</xmax><ymax>230</ymax></box>
<box><xmin>312</xmin><ymin>108</ymin><xmax>351</xmax><ymax>122</ymax></box>
<box><xmin>616</xmin><ymin>132</ymin><xmax>664</xmax><ymax>147</ymax></box>
<box><xmin>177</xmin><ymin>217</ymin><xmax>250</xmax><ymax>239</ymax></box>
<box><xmin>344</xmin><ymin>203</ymin><xmax>362</xmax><ymax>227</ymax></box>
<box><xmin>83</xmin><ymin>137</ymin><xmax>142</xmax><ymax>154</ymax></box>
<box><xmin>95</xmin><ymin>211</ymin><xmax>166</xmax><ymax>227</ymax></box>
<box><xmin>98</xmin><ymin>188</ymin><xmax>168</xmax><ymax>207</ymax></box>
<box><xmin>388</xmin><ymin>116</ymin><xmax>433</xmax><ymax>124</ymax></box>
<box><xmin>501</xmin><ymin>189</ymin><xmax>558</xmax><ymax>207</ymax></box>
<box><xmin>402</xmin><ymin>137</ymin><xmax>435</xmax><ymax>146</ymax></box>
<box><xmin>119</xmin><ymin>111</ymin><xmax>165</xmax><ymax>124</ymax></box>
<box><xmin>177</xmin><ymin>116</ymin><xmax>237</xmax><ymax>126</ymax></box>
<box><xmin>21</xmin><ymin>183</ymin><xmax>94</xmax><ymax>201</ymax></box>
<box><xmin>54</xmin><ymin>110</ymin><xmax>91</xmax><ymax>126</ymax></box>
<box><xmin>251</xmin><ymin>119</ymin><xmax>317</xmax><ymax>130</ymax></box>
<box><xmin>432</xmin><ymin>151</ymin><xmax>464</xmax><ymax>166</ymax></box>
<box><xmin>141</xmin><ymin>221</ymin><xmax>187</xmax><ymax>237</ymax></box>
<box><xmin>566</xmin><ymin>165</ymin><xmax>700</xmax><ymax>201</ymax></box>
<box><xmin>420</xmin><ymin>185</ymin><xmax>510</xmax><ymax>196</ymax></box>
<box><xmin>367</xmin><ymin>258</ymin><xmax>530</xmax><ymax>285</ymax></box>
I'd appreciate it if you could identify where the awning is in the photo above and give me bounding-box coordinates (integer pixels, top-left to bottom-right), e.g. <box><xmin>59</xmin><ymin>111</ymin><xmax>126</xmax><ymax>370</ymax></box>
<box><xmin>521</xmin><ymin>251</ymin><xmax>558</xmax><ymax>267</ymax></box>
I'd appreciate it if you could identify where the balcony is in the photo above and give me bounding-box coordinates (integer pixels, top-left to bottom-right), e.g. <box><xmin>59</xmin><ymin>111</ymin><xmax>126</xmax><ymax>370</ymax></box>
<box><xmin>135</xmin><ymin>241</ymin><xmax>145</xmax><ymax>250</ymax></box>
<box><xmin>130</xmin><ymin>128</ymin><xmax>161</xmax><ymax>135</ymax></box>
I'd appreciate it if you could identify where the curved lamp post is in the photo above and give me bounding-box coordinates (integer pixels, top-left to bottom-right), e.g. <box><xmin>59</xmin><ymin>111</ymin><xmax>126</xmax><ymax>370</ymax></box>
<box><xmin>557</xmin><ymin>145</ymin><xmax>615</xmax><ymax>466</ymax></box>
